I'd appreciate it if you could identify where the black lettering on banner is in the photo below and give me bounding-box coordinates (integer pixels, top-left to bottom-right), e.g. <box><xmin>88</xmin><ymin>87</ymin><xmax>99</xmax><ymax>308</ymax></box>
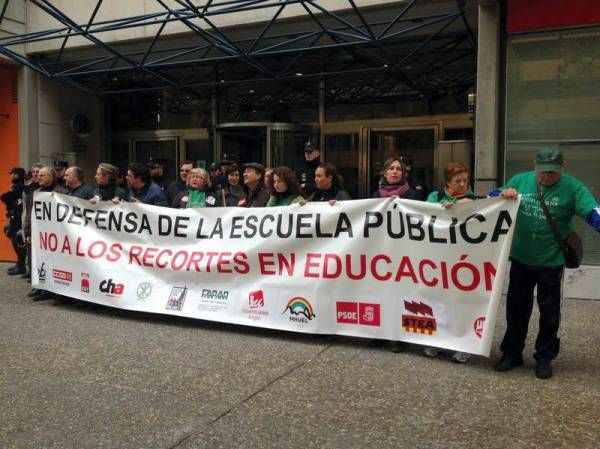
<box><xmin>406</xmin><ymin>213</ymin><xmax>425</xmax><ymax>241</ymax></box>
<box><xmin>459</xmin><ymin>214</ymin><xmax>486</xmax><ymax>244</ymax></box>
<box><xmin>56</xmin><ymin>203</ymin><xmax>69</xmax><ymax>222</ymax></box>
<box><xmin>158</xmin><ymin>215</ymin><xmax>172</xmax><ymax>236</ymax></box>
<box><xmin>363</xmin><ymin>211</ymin><xmax>383</xmax><ymax>237</ymax></box>
<box><xmin>491</xmin><ymin>210</ymin><xmax>512</xmax><ymax>242</ymax></box>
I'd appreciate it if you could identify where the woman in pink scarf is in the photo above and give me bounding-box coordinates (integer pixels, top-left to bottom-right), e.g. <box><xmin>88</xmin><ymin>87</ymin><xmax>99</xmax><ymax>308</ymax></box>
<box><xmin>372</xmin><ymin>157</ymin><xmax>419</xmax><ymax>200</ymax></box>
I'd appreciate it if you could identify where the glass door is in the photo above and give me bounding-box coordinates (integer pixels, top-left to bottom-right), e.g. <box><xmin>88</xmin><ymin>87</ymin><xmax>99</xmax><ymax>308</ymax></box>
<box><xmin>270</xmin><ymin>125</ymin><xmax>318</xmax><ymax>169</ymax></box>
<box><xmin>369</xmin><ymin>128</ymin><xmax>437</xmax><ymax>197</ymax></box>
<box><xmin>324</xmin><ymin>133</ymin><xmax>360</xmax><ymax>199</ymax></box>
<box><xmin>133</xmin><ymin>138</ymin><xmax>178</xmax><ymax>184</ymax></box>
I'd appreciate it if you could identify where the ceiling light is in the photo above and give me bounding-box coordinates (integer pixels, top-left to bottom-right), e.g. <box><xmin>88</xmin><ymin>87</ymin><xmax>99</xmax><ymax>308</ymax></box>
<box><xmin>295</xmin><ymin>72</ymin><xmax>303</xmax><ymax>76</ymax></box>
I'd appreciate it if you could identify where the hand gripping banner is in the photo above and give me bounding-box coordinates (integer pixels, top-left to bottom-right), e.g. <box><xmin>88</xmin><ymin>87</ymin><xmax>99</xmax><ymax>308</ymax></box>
<box><xmin>31</xmin><ymin>192</ymin><xmax>519</xmax><ymax>356</ymax></box>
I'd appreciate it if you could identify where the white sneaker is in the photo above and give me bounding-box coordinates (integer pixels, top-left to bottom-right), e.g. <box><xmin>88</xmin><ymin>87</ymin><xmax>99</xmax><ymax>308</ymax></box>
<box><xmin>423</xmin><ymin>347</ymin><xmax>441</xmax><ymax>358</ymax></box>
<box><xmin>451</xmin><ymin>351</ymin><xmax>471</xmax><ymax>363</ymax></box>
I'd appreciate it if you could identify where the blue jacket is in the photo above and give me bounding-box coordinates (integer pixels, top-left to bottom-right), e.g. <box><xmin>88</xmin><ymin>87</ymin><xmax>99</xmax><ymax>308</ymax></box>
<box><xmin>129</xmin><ymin>181</ymin><xmax>168</xmax><ymax>207</ymax></box>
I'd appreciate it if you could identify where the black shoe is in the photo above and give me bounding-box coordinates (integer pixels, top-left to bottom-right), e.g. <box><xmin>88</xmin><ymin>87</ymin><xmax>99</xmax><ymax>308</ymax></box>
<box><xmin>7</xmin><ymin>266</ymin><xmax>26</xmax><ymax>275</ymax></box>
<box><xmin>535</xmin><ymin>360</ymin><xmax>553</xmax><ymax>379</ymax></box>
<box><xmin>27</xmin><ymin>289</ymin><xmax>41</xmax><ymax>298</ymax></box>
<box><xmin>494</xmin><ymin>355</ymin><xmax>523</xmax><ymax>372</ymax></box>
<box><xmin>368</xmin><ymin>339</ymin><xmax>388</xmax><ymax>348</ymax></box>
<box><xmin>32</xmin><ymin>291</ymin><xmax>55</xmax><ymax>301</ymax></box>
<box><xmin>389</xmin><ymin>341</ymin><xmax>408</xmax><ymax>353</ymax></box>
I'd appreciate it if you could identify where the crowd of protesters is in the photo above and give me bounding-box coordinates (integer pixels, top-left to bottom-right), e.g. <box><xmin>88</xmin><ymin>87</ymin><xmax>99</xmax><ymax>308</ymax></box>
<box><xmin>2</xmin><ymin>144</ymin><xmax>599</xmax><ymax>380</ymax></box>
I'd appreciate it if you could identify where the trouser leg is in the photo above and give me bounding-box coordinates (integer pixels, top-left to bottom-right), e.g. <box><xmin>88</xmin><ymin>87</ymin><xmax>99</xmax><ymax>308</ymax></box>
<box><xmin>11</xmin><ymin>233</ymin><xmax>26</xmax><ymax>268</ymax></box>
<box><xmin>500</xmin><ymin>261</ymin><xmax>536</xmax><ymax>360</ymax></box>
<box><xmin>534</xmin><ymin>267</ymin><xmax>564</xmax><ymax>361</ymax></box>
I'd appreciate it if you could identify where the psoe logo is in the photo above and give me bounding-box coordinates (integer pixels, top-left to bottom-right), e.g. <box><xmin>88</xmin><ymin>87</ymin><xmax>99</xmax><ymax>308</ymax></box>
<box><xmin>52</xmin><ymin>269</ymin><xmax>73</xmax><ymax>285</ymax></box>
<box><xmin>136</xmin><ymin>282</ymin><xmax>152</xmax><ymax>301</ymax></box>
<box><xmin>402</xmin><ymin>300</ymin><xmax>436</xmax><ymax>335</ymax></box>
<box><xmin>99</xmin><ymin>278</ymin><xmax>125</xmax><ymax>297</ymax></box>
<box><xmin>166</xmin><ymin>286</ymin><xmax>187</xmax><ymax>311</ymax></box>
<box><xmin>336</xmin><ymin>302</ymin><xmax>381</xmax><ymax>326</ymax></box>
<box><xmin>282</xmin><ymin>297</ymin><xmax>316</xmax><ymax>324</ymax></box>
<box><xmin>37</xmin><ymin>263</ymin><xmax>47</xmax><ymax>284</ymax></box>
<box><xmin>473</xmin><ymin>316</ymin><xmax>485</xmax><ymax>339</ymax></box>
<box><xmin>81</xmin><ymin>273</ymin><xmax>90</xmax><ymax>293</ymax></box>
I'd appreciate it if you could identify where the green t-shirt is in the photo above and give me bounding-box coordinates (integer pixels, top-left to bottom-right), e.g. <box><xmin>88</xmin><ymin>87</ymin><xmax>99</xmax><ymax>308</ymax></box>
<box><xmin>266</xmin><ymin>194</ymin><xmax>304</xmax><ymax>207</ymax></box>
<box><xmin>502</xmin><ymin>171</ymin><xmax>598</xmax><ymax>267</ymax></box>
<box><xmin>426</xmin><ymin>189</ymin><xmax>475</xmax><ymax>204</ymax></box>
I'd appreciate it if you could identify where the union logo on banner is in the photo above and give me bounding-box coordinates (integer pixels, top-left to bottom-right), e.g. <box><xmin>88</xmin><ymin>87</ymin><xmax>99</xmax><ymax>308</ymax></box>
<box><xmin>402</xmin><ymin>300</ymin><xmax>437</xmax><ymax>335</ymax></box>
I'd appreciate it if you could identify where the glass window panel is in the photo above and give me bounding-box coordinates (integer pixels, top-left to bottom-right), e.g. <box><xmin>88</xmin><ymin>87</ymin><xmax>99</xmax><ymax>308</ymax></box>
<box><xmin>505</xmin><ymin>143</ymin><xmax>600</xmax><ymax>265</ymax></box>
<box><xmin>506</xmin><ymin>28</ymin><xmax>600</xmax><ymax>265</ymax></box>
<box><xmin>134</xmin><ymin>139</ymin><xmax>178</xmax><ymax>184</ymax></box>
<box><xmin>325</xmin><ymin>134</ymin><xmax>359</xmax><ymax>199</ymax></box>
<box><xmin>369</xmin><ymin>129</ymin><xmax>434</xmax><ymax>196</ymax></box>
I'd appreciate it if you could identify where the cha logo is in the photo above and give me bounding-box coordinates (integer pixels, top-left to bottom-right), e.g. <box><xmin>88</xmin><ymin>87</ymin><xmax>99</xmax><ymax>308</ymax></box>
<box><xmin>136</xmin><ymin>282</ymin><xmax>152</xmax><ymax>301</ymax></box>
<box><xmin>282</xmin><ymin>297</ymin><xmax>316</xmax><ymax>324</ymax></box>
<box><xmin>37</xmin><ymin>263</ymin><xmax>47</xmax><ymax>283</ymax></box>
<box><xmin>99</xmin><ymin>278</ymin><xmax>125</xmax><ymax>297</ymax></box>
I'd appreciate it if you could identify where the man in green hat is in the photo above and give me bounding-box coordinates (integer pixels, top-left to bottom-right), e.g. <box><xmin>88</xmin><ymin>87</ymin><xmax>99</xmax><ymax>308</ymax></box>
<box><xmin>491</xmin><ymin>147</ymin><xmax>600</xmax><ymax>379</ymax></box>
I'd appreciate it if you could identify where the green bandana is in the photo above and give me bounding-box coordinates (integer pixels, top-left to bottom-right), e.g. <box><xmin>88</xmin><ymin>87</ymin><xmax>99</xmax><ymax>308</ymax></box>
<box><xmin>186</xmin><ymin>190</ymin><xmax>206</xmax><ymax>208</ymax></box>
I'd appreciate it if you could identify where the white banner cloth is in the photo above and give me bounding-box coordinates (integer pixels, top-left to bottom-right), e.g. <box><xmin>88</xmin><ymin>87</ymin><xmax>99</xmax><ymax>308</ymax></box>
<box><xmin>31</xmin><ymin>192</ymin><xmax>519</xmax><ymax>356</ymax></box>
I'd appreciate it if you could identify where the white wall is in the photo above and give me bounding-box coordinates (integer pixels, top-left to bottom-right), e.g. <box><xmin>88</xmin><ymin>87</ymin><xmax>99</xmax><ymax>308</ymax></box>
<box><xmin>0</xmin><ymin>0</ymin><xmax>26</xmax><ymax>58</ymax></box>
<box><xmin>18</xmin><ymin>67</ymin><xmax>104</xmax><ymax>184</ymax></box>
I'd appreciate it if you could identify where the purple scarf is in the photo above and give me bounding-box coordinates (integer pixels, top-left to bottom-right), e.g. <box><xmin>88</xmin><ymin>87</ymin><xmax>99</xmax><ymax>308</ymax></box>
<box><xmin>377</xmin><ymin>182</ymin><xmax>410</xmax><ymax>198</ymax></box>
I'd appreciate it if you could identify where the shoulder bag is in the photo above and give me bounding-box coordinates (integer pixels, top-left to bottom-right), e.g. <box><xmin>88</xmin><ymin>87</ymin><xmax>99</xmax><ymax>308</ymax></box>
<box><xmin>536</xmin><ymin>183</ymin><xmax>583</xmax><ymax>268</ymax></box>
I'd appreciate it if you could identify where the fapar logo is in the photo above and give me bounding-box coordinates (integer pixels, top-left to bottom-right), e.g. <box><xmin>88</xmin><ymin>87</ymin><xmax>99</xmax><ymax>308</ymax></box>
<box><xmin>198</xmin><ymin>288</ymin><xmax>230</xmax><ymax>312</ymax></box>
<box><xmin>99</xmin><ymin>278</ymin><xmax>125</xmax><ymax>297</ymax></box>
<box><xmin>52</xmin><ymin>269</ymin><xmax>73</xmax><ymax>286</ymax></box>
<box><xmin>81</xmin><ymin>273</ymin><xmax>90</xmax><ymax>293</ymax></box>
<box><xmin>336</xmin><ymin>302</ymin><xmax>381</xmax><ymax>326</ymax></box>
<box><xmin>136</xmin><ymin>282</ymin><xmax>152</xmax><ymax>301</ymax></box>
<box><xmin>201</xmin><ymin>289</ymin><xmax>229</xmax><ymax>301</ymax></box>
<box><xmin>282</xmin><ymin>297</ymin><xmax>316</xmax><ymax>324</ymax></box>
<box><xmin>473</xmin><ymin>316</ymin><xmax>485</xmax><ymax>339</ymax></box>
<box><xmin>402</xmin><ymin>300</ymin><xmax>436</xmax><ymax>335</ymax></box>
<box><xmin>166</xmin><ymin>286</ymin><xmax>187</xmax><ymax>311</ymax></box>
<box><xmin>37</xmin><ymin>263</ymin><xmax>47</xmax><ymax>284</ymax></box>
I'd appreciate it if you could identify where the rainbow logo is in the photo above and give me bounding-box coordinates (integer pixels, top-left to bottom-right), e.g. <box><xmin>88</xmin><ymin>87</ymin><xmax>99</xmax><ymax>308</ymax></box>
<box><xmin>283</xmin><ymin>297</ymin><xmax>316</xmax><ymax>320</ymax></box>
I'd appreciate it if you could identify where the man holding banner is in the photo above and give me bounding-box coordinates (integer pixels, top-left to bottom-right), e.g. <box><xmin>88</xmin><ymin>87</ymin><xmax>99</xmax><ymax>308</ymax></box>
<box><xmin>494</xmin><ymin>147</ymin><xmax>600</xmax><ymax>379</ymax></box>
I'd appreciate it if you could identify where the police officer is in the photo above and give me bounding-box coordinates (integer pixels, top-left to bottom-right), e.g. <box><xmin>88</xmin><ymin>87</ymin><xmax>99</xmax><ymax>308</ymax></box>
<box><xmin>54</xmin><ymin>160</ymin><xmax>69</xmax><ymax>188</ymax></box>
<box><xmin>295</xmin><ymin>141</ymin><xmax>321</xmax><ymax>196</ymax></box>
<box><xmin>1</xmin><ymin>168</ymin><xmax>26</xmax><ymax>275</ymax></box>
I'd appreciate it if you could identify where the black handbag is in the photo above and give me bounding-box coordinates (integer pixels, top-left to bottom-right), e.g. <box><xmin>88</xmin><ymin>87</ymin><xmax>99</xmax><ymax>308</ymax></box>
<box><xmin>536</xmin><ymin>183</ymin><xmax>583</xmax><ymax>268</ymax></box>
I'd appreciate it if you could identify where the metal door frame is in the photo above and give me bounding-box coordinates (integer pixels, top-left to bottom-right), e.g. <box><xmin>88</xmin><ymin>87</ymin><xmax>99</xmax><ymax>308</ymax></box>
<box><xmin>215</xmin><ymin>122</ymin><xmax>319</xmax><ymax>166</ymax></box>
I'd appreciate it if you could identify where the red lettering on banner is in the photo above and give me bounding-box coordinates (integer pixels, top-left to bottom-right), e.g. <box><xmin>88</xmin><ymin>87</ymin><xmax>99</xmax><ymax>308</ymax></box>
<box><xmin>304</xmin><ymin>253</ymin><xmax>321</xmax><ymax>278</ymax></box>
<box><xmin>258</xmin><ymin>253</ymin><xmax>276</xmax><ymax>275</ymax></box>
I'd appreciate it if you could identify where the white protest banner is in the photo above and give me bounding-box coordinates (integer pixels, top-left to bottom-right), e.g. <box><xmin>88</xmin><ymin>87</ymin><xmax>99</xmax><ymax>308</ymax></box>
<box><xmin>31</xmin><ymin>192</ymin><xmax>519</xmax><ymax>356</ymax></box>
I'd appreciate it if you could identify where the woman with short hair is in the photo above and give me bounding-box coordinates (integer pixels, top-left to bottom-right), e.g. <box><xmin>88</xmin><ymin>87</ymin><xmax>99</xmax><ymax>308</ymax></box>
<box><xmin>423</xmin><ymin>161</ymin><xmax>476</xmax><ymax>363</ymax></box>
<box><xmin>217</xmin><ymin>164</ymin><xmax>246</xmax><ymax>207</ymax></box>
<box><xmin>173</xmin><ymin>168</ymin><xmax>217</xmax><ymax>208</ymax></box>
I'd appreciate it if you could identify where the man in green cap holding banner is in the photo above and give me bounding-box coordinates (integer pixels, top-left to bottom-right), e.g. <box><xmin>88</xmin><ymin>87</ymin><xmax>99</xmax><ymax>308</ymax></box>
<box><xmin>491</xmin><ymin>147</ymin><xmax>600</xmax><ymax>379</ymax></box>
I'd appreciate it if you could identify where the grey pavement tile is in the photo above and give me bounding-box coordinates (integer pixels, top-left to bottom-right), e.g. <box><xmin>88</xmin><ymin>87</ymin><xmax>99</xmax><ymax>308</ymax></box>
<box><xmin>1</xmin><ymin>263</ymin><xmax>599</xmax><ymax>449</ymax></box>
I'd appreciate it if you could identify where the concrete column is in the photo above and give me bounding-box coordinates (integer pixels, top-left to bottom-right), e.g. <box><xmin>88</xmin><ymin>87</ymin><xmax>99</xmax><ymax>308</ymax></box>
<box><xmin>474</xmin><ymin>1</ymin><xmax>501</xmax><ymax>196</ymax></box>
<box><xmin>17</xmin><ymin>67</ymin><xmax>39</xmax><ymax>168</ymax></box>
